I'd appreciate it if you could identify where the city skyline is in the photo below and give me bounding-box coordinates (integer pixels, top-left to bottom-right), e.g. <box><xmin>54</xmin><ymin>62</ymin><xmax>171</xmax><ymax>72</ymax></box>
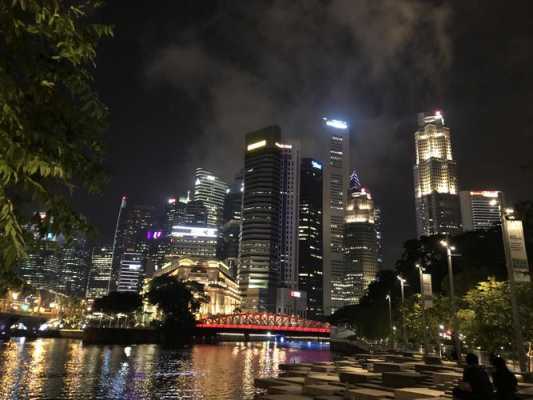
<box><xmin>79</xmin><ymin>1</ymin><xmax>533</xmax><ymax>267</ymax></box>
<box><xmin>3</xmin><ymin>2</ymin><xmax>533</xmax><ymax>397</ymax></box>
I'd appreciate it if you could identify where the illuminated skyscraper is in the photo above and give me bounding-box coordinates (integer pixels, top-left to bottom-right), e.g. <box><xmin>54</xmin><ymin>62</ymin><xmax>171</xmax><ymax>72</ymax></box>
<box><xmin>110</xmin><ymin>198</ymin><xmax>153</xmax><ymax>291</ymax></box>
<box><xmin>86</xmin><ymin>246</ymin><xmax>113</xmax><ymax>300</ymax></box>
<box><xmin>238</xmin><ymin>126</ymin><xmax>282</xmax><ymax>312</ymax></box>
<box><xmin>321</xmin><ymin>117</ymin><xmax>351</xmax><ymax>314</ymax></box>
<box><xmin>459</xmin><ymin>190</ymin><xmax>505</xmax><ymax>231</ymax></box>
<box><xmin>344</xmin><ymin>171</ymin><xmax>379</xmax><ymax>303</ymax></box>
<box><xmin>374</xmin><ymin>206</ymin><xmax>384</xmax><ymax>268</ymax></box>
<box><xmin>192</xmin><ymin>168</ymin><xmax>228</xmax><ymax>228</ymax></box>
<box><xmin>279</xmin><ymin>143</ymin><xmax>300</xmax><ymax>289</ymax></box>
<box><xmin>298</xmin><ymin>158</ymin><xmax>323</xmax><ymax>318</ymax></box>
<box><xmin>56</xmin><ymin>236</ymin><xmax>89</xmax><ymax>298</ymax></box>
<box><xmin>17</xmin><ymin>212</ymin><xmax>61</xmax><ymax>292</ymax></box>
<box><xmin>220</xmin><ymin>174</ymin><xmax>244</xmax><ymax>278</ymax></box>
<box><xmin>116</xmin><ymin>250</ymin><xmax>143</xmax><ymax>292</ymax></box>
<box><xmin>413</xmin><ymin>111</ymin><xmax>461</xmax><ymax>237</ymax></box>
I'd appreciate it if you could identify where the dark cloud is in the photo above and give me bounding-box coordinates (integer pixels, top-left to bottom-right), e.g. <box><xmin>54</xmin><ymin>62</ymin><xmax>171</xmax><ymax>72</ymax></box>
<box><xmin>138</xmin><ymin>0</ymin><xmax>453</xmax><ymax>263</ymax></box>
<box><xmin>87</xmin><ymin>0</ymin><xmax>533</xmax><ymax>267</ymax></box>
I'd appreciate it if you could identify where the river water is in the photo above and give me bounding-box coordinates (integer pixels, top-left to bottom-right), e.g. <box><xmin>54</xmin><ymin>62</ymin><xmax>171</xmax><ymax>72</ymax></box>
<box><xmin>0</xmin><ymin>338</ymin><xmax>331</xmax><ymax>399</ymax></box>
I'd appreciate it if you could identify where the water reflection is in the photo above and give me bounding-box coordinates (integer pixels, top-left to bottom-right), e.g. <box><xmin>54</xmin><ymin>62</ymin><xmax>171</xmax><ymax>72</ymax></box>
<box><xmin>0</xmin><ymin>338</ymin><xmax>330</xmax><ymax>399</ymax></box>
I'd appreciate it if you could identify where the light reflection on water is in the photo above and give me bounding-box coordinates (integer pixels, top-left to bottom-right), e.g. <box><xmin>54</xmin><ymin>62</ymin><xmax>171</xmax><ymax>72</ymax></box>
<box><xmin>0</xmin><ymin>338</ymin><xmax>330</xmax><ymax>399</ymax></box>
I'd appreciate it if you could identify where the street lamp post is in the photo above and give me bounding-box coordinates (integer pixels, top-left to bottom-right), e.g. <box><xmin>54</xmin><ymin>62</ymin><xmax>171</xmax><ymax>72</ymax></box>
<box><xmin>416</xmin><ymin>263</ymin><xmax>431</xmax><ymax>355</ymax></box>
<box><xmin>397</xmin><ymin>276</ymin><xmax>408</xmax><ymax>347</ymax></box>
<box><xmin>441</xmin><ymin>240</ymin><xmax>461</xmax><ymax>362</ymax></box>
<box><xmin>386</xmin><ymin>294</ymin><xmax>393</xmax><ymax>348</ymax></box>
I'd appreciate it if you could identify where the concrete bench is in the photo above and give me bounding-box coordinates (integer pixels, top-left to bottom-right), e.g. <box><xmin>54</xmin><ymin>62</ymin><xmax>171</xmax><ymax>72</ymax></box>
<box><xmin>311</xmin><ymin>365</ymin><xmax>337</xmax><ymax>373</ymax></box>
<box><xmin>382</xmin><ymin>371</ymin><xmax>425</xmax><ymax>388</ymax></box>
<box><xmin>314</xmin><ymin>396</ymin><xmax>344</xmax><ymax>400</ymax></box>
<box><xmin>385</xmin><ymin>355</ymin><xmax>418</xmax><ymax>364</ymax></box>
<box><xmin>279</xmin><ymin>363</ymin><xmax>313</xmax><ymax>370</ymax></box>
<box><xmin>373</xmin><ymin>362</ymin><xmax>404</xmax><ymax>373</ymax></box>
<box><xmin>344</xmin><ymin>388</ymin><xmax>394</xmax><ymax>399</ymax></box>
<box><xmin>414</xmin><ymin>364</ymin><xmax>455</xmax><ymax>374</ymax></box>
<box><xmin>279</xmin><ymin>370</ymin><xmax>311</xmax><ymax>378</ymax></box>
<box><xmin>339</xmin><ymin>370</ymin><xmax>381</xmax><ymax>384</ymax></box>
<box><xmin>268</xmin><ymin>385</ymin><xmax>304</xmax><ymax>395</ymax></box>
<box><xmin>303</xmin><ymin>384</ymin><xmax>345</xmax><ymax>396</ymax></box>
<box><xmin>423</xmin><ymin>355</ymin><xmax>443</xmax><ymax>365</ymax></box>
<box><xmin>431</xmin><ymin>371</ymin><xmax>462</xmax><ymax>384</ymax></box>
<box><xmin>256</xmin><ymin>378</ymin><xmax>292</xmax><ymax>389</ymax></box>
<box><xmin>257</xmin><ymin>395</ymin><xmax>314</xmax><ymax>400</ymax></box>
<box><xmin>394</xmin><ymin>387</ymin><xmax>445</xmax><ymax>399</ymax></box>
<box><xmin>278</xmin><ymin>377</ymin><xmax>306</xmax><ymax>385</ymax></box>
<box><xmin>304</xmin><ymin>373</ymin><xmax>341</xmax><ymax>385</ymax></box>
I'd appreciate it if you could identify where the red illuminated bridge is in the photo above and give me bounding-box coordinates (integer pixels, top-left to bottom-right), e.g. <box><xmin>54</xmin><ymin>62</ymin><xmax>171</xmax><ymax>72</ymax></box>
<box><xmin>196</xmin><ymin>312</ymin><xmax>330</xmax><ymax>337</ymax></box>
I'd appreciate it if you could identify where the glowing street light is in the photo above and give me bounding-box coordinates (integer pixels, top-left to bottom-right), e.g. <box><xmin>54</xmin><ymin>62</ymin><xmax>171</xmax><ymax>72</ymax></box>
<box><xmin>385</xmin><ymin>294</ymin><xmax>394</xmax><ymax>349</ymax></box>
<box><xmin>441</xmin><ymin>240</ymin><xmax>461</xmax><ymax>361</ymax></box>
<box><xmin>397</xmin><ymin>276</ymin><xmax>408</xmax><ymax>346</ymax></box>
<box><xmin>415</xmin><ymin>263</ymin><xmax>430</xmax><ymax>354</ymax></box>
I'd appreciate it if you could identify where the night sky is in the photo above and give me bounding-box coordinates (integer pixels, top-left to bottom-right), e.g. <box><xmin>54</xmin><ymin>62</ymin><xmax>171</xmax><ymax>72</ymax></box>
<box><xmin>79</xmin><ymin>0</ymin><xmax>533</xmax><ymax>266</ymax></box>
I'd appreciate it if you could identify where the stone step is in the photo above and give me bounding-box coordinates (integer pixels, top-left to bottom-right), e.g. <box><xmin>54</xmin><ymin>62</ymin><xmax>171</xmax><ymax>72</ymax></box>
<box><xmin>394</xmin><ymin>387</ymin><xmax>445</xmax><ymax>399</ymax></box>
<box><xmin>268</xmin><ymin>385</ymin><xmax>304</xmax><ymax>395</ymax></box>
<box><xmin>344</xmin><ymin>387</ymin><xmax>394</xmax><ymax>399</ymax></box>
<box><xmin>304</xmin><ymin>374</ymin><xmax>341</xmax><ymax>385</ymax></box>
<box><xmin>303</xmin><ymin>384</ymin><xmax>345</xmax><ymax>397</ymax></box>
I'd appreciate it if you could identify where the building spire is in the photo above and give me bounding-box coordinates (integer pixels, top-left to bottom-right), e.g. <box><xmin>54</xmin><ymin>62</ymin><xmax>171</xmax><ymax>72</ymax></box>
<box><xmin>349</xmin><ymin>169</ymin><xmax>362</xmax><ymax>192</ymax></box>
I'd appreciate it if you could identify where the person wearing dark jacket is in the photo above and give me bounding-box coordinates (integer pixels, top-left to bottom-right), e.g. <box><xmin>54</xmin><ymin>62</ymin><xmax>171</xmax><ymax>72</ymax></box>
<box><xmin>453</xmin><ymin>353</ymin><xmax>494</xmax><ymax>399</ymax></box>
<box><xmin>491</xmin><ymin>356</ymin><xmax>518</xmax><ymax>400</ymax></box>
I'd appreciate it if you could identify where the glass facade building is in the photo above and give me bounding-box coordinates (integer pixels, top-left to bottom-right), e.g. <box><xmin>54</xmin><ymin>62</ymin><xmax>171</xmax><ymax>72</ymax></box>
<box><xmin>238</xmin><ymin>126</ymin><xmax>282</xmax><ymax>312</ymax></box>
<box><xmin>459</xmin><ymin>190</ymin><xmax>504</xmax><ymax>231</ymax></box>
<box><xmin>86</xmin><ymin>246</ymin><xmax>113</xmax><ymax>300</ymax></box>
<box><xmin>321</xmin><ymin>118</ymin><xmax>351</xmax><ymax>314</ymax></box>
<box><xmin>279</xmin><ymin>143</ymin><xmax>300</xmax><ymax>290</ymax></box>
<box><xmin>344</xmin><ymin>174</ymin><xmax>379</xmax><ymax>303</ymax></box>
<box><xmin>192</xmin><ymin>168</ymin><xmax>228</xmax><ymax>228</ymax></box>
<box><xmin>298</xmin><ymin>158</ymin><xmax>323</xmax><ymax>318</ymax></box>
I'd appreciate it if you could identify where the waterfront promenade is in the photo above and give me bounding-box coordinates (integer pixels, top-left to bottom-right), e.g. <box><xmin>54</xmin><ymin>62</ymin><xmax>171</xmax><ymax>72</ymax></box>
<box><xmin>255</xmin><ymin>352</ymin><xmax>533</xmax><ymax>399</ymax></box>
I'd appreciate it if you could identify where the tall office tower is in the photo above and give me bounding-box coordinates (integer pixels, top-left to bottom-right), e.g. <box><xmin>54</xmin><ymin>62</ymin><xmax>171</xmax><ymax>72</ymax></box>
<box><xmin>163</xmin><ymin>197</ymin><xmax>208</xmax><ymax>233</ymax></box>
<box><xmin>344</xmin><ymin>171</ymin><xmax>379</xmax><ymax>303</ymax></box>
<box><xmin>110</xmin><ymin>198</ymin><xmax>153</xmax><ymax>291</ymax></box>
<box><xmin>413</xmin><ymin>111</ymin><xmax>461</xmax><ymax>237</ymax></box>
<box><xmin>86</xmin><ymin>246</ymin><xmax>113</xmax><ymax>300</ymax></box>
<box><xmin>17</xmin><ymin>213</ymin><xmax>61</xmax><ymax>292</ymax></box>
<box><xmin>116</xmin><ymin>250</ymin><xmax>143</xmax><ymax>292</ymax></box>
<box><xmin>374</xmin><ymin>206</ymin><xmax>384</xmax><ymax>268</ymax></box>
<box><xmin>163</xmin><ymin>197</ymin><xmax>181</xmax><ymax>234</ymax></box>
<box><xmin>18</xmin><ymin>237</ymin><xmax>60</xmax><ymax>292</ymax></box>
<box><xmin>192</xmin><ymin>168</ymin><xmax>229</xmax><ymax>228</ymax></box>
<box><xmin>459</xmin><ymin>190</ymin><xmax>505</xmax><ymax>231</ymax></box>
<box><xmin>279</xmin><ymin>143</ymin><xmax>300</xmax><ymax>289</ymax></box>
<box><xmin>238</xmin><ymin>126</ymin><xmax>282</xmax><ymax>312</ymax></box>
<box><xmin>298</xmin><ymin>158</ymin><xmax>324</xmax><ymax>319</ymax></box>
<box><xmin>321</xmin><ymin>118</ymin><xmax>351</xmax><ymax>315</ymax></box>
<box><xmin>183</xmin><ymin>200</ymin><xmax>208</xmax><ymax>226</ymax></box>
<box><xmin>56</xmin><ymin>236</ymin><xmax>90</xmax><ymax>298</ymax></box>
<box><xmin>220</xmin><ymin>176</ymin><xmax>244</xmax><ymax>278</ymax></box>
